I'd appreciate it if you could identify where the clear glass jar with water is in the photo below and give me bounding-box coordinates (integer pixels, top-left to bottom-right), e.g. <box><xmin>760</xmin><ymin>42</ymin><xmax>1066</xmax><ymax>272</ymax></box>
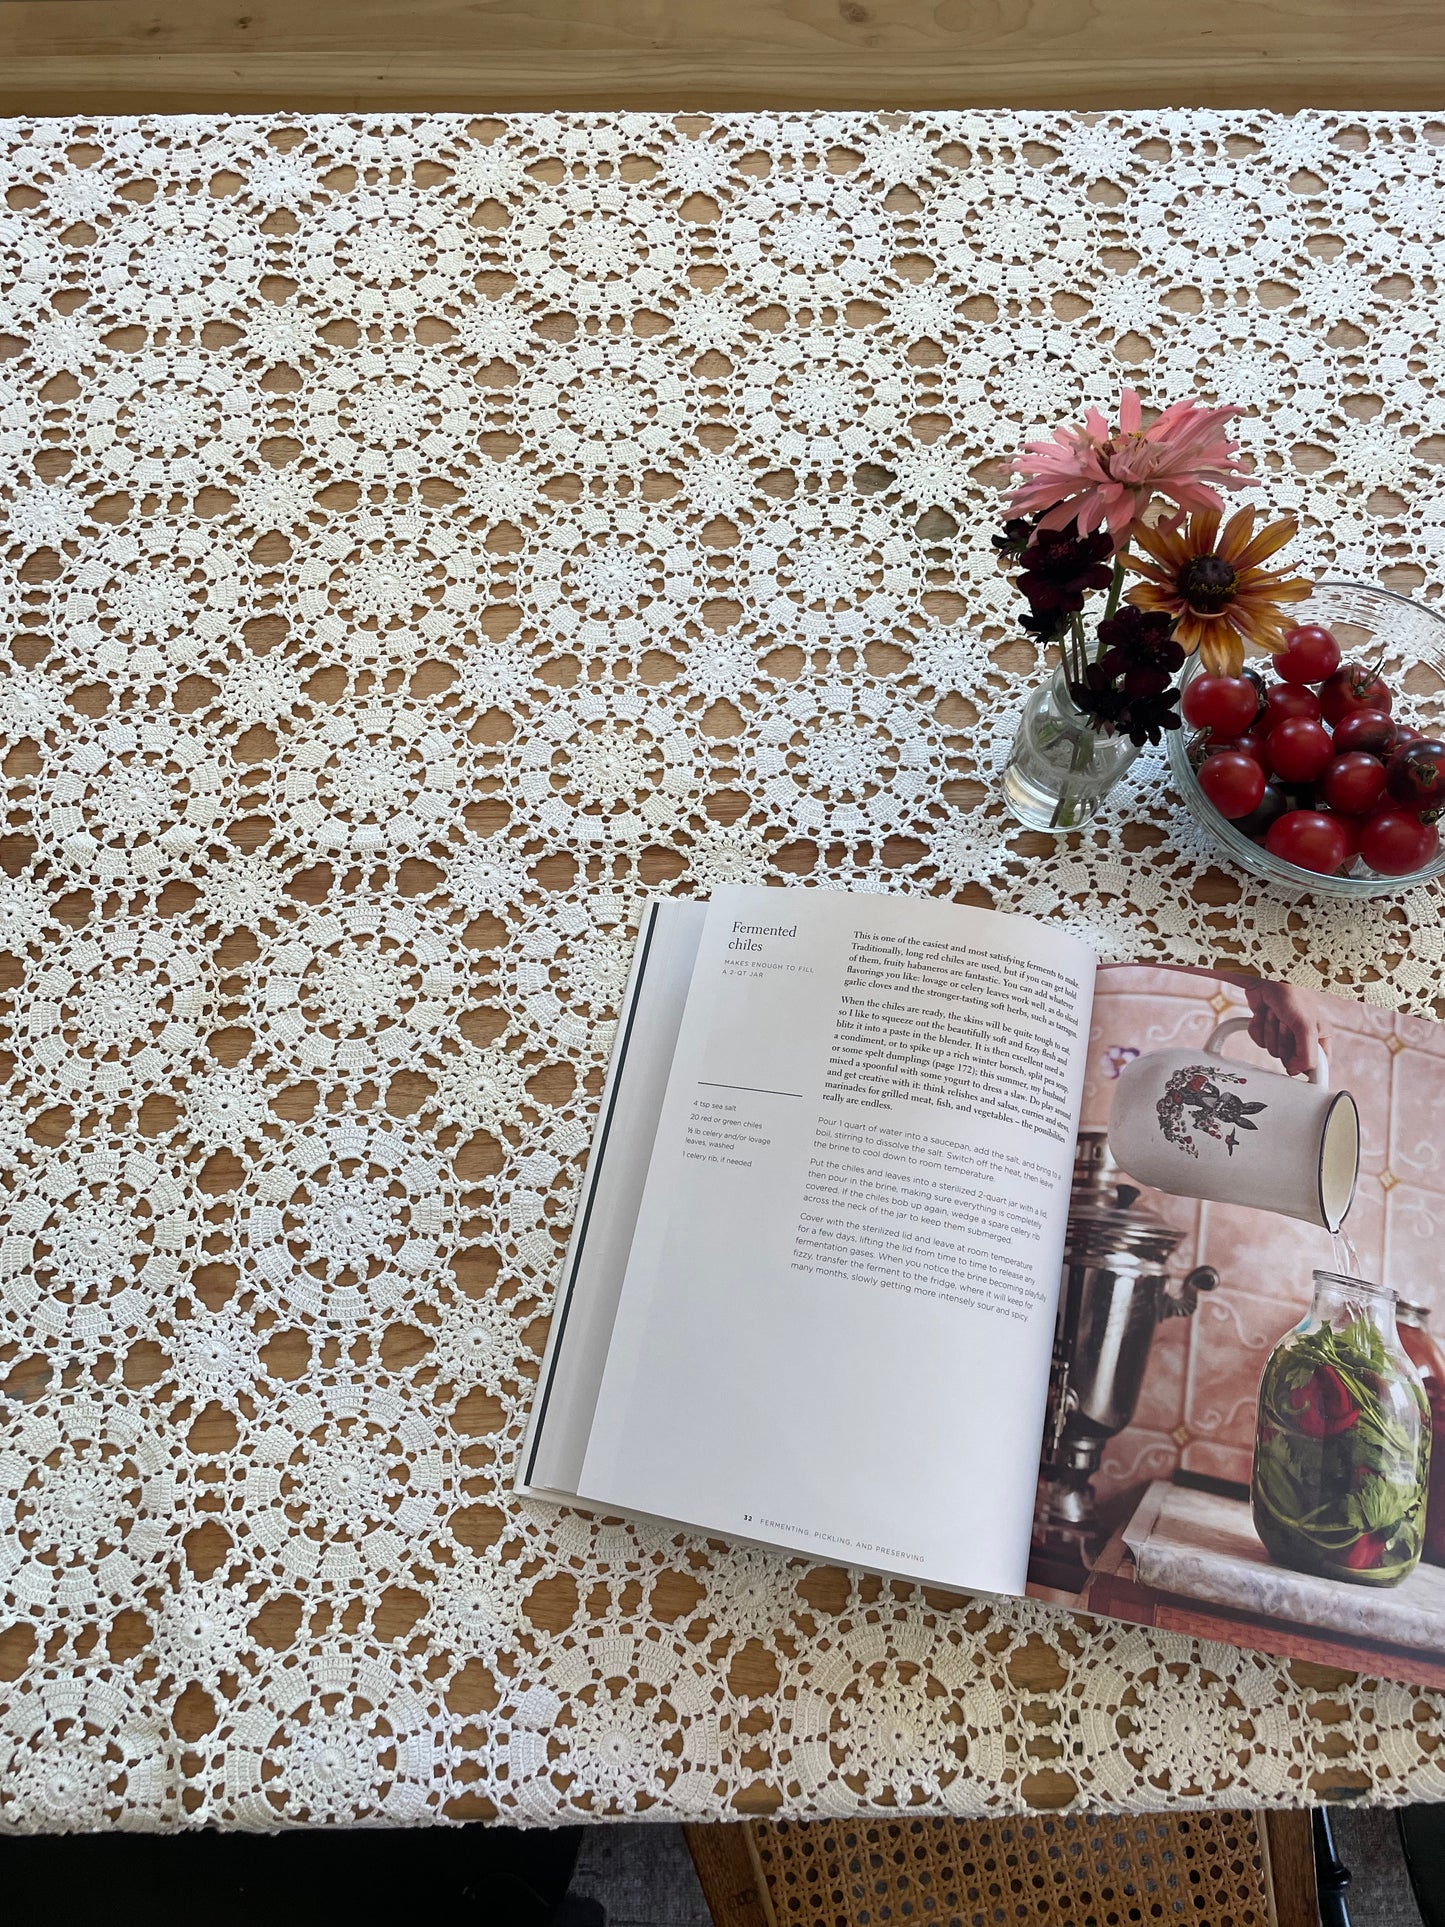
<box><xmin>1001</xmin><ymin>666</ymin><xmax>1141</xmax><ymax>832</ymax></box>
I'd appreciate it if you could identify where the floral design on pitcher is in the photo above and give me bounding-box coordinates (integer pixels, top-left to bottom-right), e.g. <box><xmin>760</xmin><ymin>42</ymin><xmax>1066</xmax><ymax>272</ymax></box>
<box><xmin>1157</xmin><ymin>1064</ymin><xmax>1267</xmax><ymax>1157</ymax></box>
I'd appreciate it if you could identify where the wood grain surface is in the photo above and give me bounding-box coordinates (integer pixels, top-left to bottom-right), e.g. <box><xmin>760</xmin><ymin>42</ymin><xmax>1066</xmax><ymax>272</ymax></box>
<box><xmin>1</xmin><ymin>0</ymin><xmax>1444</xmax><ymax>117</ymax></box>
<box><xmin>684</xmin><ymin>1825</ymin><xmax>778</xmax><ymax>1927</ymax></box>
<box><xmin>1263</xmin><ymin>1809</ymin><xmax>1322</xmax><ymax>1927</ymax></box>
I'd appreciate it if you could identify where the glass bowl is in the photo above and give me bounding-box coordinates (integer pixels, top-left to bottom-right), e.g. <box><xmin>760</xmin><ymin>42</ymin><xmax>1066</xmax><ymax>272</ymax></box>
<box><xmin>1169</xmin><ymin>580</ymin><xmax>1445</xmax><ymax>899</ymax></box>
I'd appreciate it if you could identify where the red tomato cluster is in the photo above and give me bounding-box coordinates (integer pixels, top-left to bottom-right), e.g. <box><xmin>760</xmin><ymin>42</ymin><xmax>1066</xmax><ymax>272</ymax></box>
<box><xmin>1186</xmin><ymin>624</ymin><xmax>1444</xmax><ymax>878</ymax></box>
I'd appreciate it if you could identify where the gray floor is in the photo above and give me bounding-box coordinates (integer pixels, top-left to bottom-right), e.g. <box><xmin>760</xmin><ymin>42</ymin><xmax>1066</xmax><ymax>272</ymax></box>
<box><xmin>1330</xmin><ymin>1805</ymin><xmax>1423</xmax><ymax>1927</ymax></box>
<box><xmin>569</xmin><ymin>1809</ymin><xmax>1429</xmax><ymax>1927</ymax></box>
<box><xmin>570</xmin><ymin>1825</ymin><xmax>711</xmax><ymax>1927</ymax></box>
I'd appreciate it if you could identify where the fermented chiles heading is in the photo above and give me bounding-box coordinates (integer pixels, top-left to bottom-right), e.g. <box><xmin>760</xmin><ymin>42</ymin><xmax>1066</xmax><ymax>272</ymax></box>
<box><xmin>728</xmin><ymin>920</ymin><xmax>798</xmax><ymax>953</ymax></box>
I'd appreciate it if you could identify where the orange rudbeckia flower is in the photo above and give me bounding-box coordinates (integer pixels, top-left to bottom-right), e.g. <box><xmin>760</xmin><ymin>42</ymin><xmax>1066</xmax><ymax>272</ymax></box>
<box><xmin>1124</xmin><ymin>508</ymin><xmax>1313</xmax><ymax>676</ymax></box>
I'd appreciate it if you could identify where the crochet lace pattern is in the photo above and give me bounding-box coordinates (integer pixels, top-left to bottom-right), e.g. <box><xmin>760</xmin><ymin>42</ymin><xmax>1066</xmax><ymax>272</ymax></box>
<box><xmin>2</xmin><ymin>111</ymin><xmax>1444</xmax><ymax>1829</ymax></box>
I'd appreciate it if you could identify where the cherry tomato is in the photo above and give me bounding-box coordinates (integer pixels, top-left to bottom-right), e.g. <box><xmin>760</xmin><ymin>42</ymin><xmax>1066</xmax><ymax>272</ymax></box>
<box><xmin>1360</xmin><ymin>807</ymin><xmax>1440</xmax><ymax>876</ymax></box>
<box><xmin>1333</xmin><ymin>811</ymin><xmax>1365</xmax><ymax>860</ymax></box>
<box><xmin>1321</xmin><ymin>661</ymin><xmax>1393</xmax><ymax>724</ymax></box>
<box><xmin>1265</xmin><ymin>810</ymin><xmax>1351</xmax><ymax>875</ymax></box>
<box><xmin>1198</xmin><ymin>750</ymin><xmax>1267</xmax><ymax>820</ymax></box>
<box><xmin>1235</xmin><ymin>784</ymin><xmax>1291</xmax><ymax>843</ymax></box>
<box><xmin>1210</xmin><ymin>729</ymin><xmax>1268</xmax><ymax>767</ymax></box>
<box><xmin>1385</xmin><ymin>738</ymin><xmax>1445</xmax><ymax>811</ymax></box>
<box><xmin>1331</xmin><ymin>707</ymin><xmax>1396</xmax><ymax>758</ymax></box>
<box><xmin>1320</xmin><ymin>751</ymin><xmax>1388</xmax><ymax>816</ymax></box>
<box><xmin>1391</xmin><ymin>722</ymin><xmax>1425</xmax><ymax>749</ymax></box>
<box><xmin>1181</xmin><ymin>673</ymin><xmax>1262</xmax><ymax>737</ymax></box>
<box><xmin>1264</xmin><ymin>683</ymin><xmax>1322</xmax><ymax>729</ymax></box>
<box><xmin>1276</xmin><ymin>624</ymin><xmax>1342</xmax><ymax>685</ymax></box>
<box><xmin>1265</xmin><ymin>717</ymin><xmax>1334</xmax><ymax>784</ymax></box>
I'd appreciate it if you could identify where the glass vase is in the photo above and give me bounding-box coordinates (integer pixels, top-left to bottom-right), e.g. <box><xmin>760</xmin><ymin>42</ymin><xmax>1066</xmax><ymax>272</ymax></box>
<box><xmin>1001</xmin><ymin>666</ymin><xmax>1140</xmax><ymax>832</ymax></box>
<box><xmin>1252</xmin><ymin>1271</ymin><xmax>1430</xmax><ymax>1589</ymax></box>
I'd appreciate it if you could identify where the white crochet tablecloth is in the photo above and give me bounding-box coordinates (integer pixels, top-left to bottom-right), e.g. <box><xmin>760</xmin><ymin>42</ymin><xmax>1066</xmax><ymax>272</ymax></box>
<box><xmin>3</xmin><ymin>110</ymin><xmax>1445</xmax><ymax>1833</ymax></box>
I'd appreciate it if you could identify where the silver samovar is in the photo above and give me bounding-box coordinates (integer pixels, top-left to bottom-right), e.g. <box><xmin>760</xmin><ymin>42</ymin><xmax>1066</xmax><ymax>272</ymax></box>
<box><xmin>1031</xmin><ymin>1131</ymin><xmax>1219</xmax><ymax>1585</ymax></box>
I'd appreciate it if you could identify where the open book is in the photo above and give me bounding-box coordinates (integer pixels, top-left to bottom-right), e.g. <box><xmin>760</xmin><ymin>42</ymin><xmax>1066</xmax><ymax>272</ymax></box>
<box><xmin>520</xmin><ymin>886</ymin><xmax>1445</xmax><ymax>1689</ymax></box>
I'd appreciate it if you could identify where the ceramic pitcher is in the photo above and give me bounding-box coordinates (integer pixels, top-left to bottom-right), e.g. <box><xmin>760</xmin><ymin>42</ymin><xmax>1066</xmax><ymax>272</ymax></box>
<box><xmin>1107</xmin><ymin>1015</ymin><xmax>1359</xmax><ymax>1230</ymax></box>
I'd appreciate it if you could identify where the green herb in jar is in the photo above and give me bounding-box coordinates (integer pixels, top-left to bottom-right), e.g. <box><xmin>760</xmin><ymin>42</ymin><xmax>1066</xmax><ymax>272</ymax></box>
<box><xmin>1253</xmin><ymin>1309</ymin><xmax>1430</xmax><ymax>1587</ymax></box>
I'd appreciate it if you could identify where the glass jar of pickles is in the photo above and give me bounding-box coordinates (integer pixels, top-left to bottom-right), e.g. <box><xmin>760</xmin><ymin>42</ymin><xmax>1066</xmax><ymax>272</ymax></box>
<box><xmin>1253</xmin><ymin>1272</ymin><xmax>1430</xmax><ymax>1588</ymax></box>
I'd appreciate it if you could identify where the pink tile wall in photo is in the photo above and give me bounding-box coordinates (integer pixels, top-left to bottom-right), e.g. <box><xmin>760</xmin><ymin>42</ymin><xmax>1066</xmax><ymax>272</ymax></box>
<box><xmin>1081</xmin><ymin>967</ymin><xmax>1445</xmax><ymax>1514</ymax></box>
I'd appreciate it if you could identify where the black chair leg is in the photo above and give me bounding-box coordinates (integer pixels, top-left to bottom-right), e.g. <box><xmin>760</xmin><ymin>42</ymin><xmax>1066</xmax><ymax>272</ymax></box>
<box><xmin>1313</xmin><ymin>1808</ymin><xmax>1352</xmax><ymax>1927</ymax></box>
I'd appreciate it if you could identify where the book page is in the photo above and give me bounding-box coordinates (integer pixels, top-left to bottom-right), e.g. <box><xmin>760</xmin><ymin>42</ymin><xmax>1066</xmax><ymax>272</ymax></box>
<box><xmin>577</xmin><ymin>886</ymin><xmax>1095</xmax><ymax>1595</ymax></box>
<box><xmin>520</xmin><ymin>897</ymin><xmax>706</xmax><ymax>1498</ymax></box>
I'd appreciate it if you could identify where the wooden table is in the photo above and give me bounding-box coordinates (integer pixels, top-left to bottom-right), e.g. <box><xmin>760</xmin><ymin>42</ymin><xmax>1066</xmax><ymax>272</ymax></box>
<box><xmin>2</xmin><ymin>0</ymin><xmax>1444</xmax><ymax>115</ymax></box>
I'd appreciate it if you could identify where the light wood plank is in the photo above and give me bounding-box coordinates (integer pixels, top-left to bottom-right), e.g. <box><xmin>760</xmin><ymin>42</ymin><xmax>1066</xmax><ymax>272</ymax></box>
<box><xmin>684</xmin><ymin>1824</ymin><xmax>778</xmax><ymax>1927</ymax></box>
<box><xmin>1</xmin><ymin>0</ymin><xmax>1444</xmax><ymax>116</ymax></box>
<box><xmin>1263</xmin><ymin>1809</ymin><xmax>1320</xmax><ymax>1927</ymax></box>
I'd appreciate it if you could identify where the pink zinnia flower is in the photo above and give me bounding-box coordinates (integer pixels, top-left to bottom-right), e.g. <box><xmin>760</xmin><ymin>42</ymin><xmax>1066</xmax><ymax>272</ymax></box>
<box><xmin>1006</xmin><ymin>388</ymin><xmax>1252</xmax><ymax>547</ymax></box>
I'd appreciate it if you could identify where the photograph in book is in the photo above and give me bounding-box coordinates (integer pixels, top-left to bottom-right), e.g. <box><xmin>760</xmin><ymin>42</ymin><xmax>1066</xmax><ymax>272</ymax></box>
<box><xmin>1026</xmin><ymin>962</ymin><xmax>1445</xmax><ymax>1689</ymax></box>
